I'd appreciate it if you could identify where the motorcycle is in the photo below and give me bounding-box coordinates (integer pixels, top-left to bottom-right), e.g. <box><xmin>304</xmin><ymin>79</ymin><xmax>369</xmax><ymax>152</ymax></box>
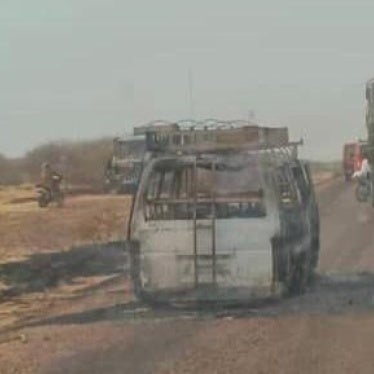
<box><xmin>36</xmin><ymin>174</ymin><xmax>64</xmax><ymax>208</ymax></box>
<box><xmin>355</xmin><ymin>174</ymin><xmax>371</xmax><ymax>203</ymax></box>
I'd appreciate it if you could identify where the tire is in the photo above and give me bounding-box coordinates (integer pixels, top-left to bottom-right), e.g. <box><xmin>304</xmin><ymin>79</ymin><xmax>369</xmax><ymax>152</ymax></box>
<box><xmin>287</xmin><ymin>252</ymin><xmax>311</xmax><ymax>295</ymax></box>
<box><xmin>37</xmin><ymin>191</ymin><xmax>51</xmax><ymax>208</ymax></box>
<box><xmin>37</xmin><ymin>193</ymin><xmax>49</xmax><ymax>208</ymax></box>
<box><xmin>128</xmin><ymin>243</ymin><xmax>169</xmax><ymax>307</ymax></box>
<box><xmin>307</xmin><ymin>236</ymin><xmax>319</xmax><ymax>282</ymax></box>
<box><xmin>38</xmin><ymin>198</ymin><xmax>49</xmax><ymax>208</ymax></box>
<box><xmin>55</xmin><ymin>192</ymin><xmax>65</xmax><ymax>208</ymax></box>
<box><xmin>355</xmin><ymin>184</ymin><xmax>370</xmax><ymax>203</ymax></box>
<box><xmin>129</xmin><ymin>242</ymin><xmax>143</xmax><ymax>298</ymax></box>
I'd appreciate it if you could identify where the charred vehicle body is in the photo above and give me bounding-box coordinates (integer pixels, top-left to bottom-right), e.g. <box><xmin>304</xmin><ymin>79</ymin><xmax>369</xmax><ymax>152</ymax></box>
<box><xmin>127</xmin><ymin>120</ymin><xmax>320</xmax><ymax>303</ymax></box>
<box><xmin>104</xmin><ymin>135</ymin><xmax>145</xmax><ymax>194</ymax></box>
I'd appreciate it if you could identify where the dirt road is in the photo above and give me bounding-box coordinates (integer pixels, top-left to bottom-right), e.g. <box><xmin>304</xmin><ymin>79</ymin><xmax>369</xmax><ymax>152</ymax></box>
<box><xmin>2</xmin><ymin>181</ymin><xmax>374</xmax><ymax>373</ymax></box>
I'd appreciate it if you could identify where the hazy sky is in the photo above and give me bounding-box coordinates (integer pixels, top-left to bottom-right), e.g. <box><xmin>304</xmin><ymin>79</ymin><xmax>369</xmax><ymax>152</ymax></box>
<box><xmin>1</xmin><ymin>0</ymin><xmax>374</xmax><ymax>159</ymax></box>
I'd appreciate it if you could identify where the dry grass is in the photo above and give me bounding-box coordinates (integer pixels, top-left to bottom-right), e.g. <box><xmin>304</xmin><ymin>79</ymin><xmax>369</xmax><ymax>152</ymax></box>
<box><xmin>0</xmin><ymin>188</ymin><xmax>133</xmax><ymax>331</ymax></box>
<box><xmin>0</xmin><ymin>185</ymin><xmax>34</xmax><ymax>210</ymax></box>
<box><xmin>0</xmin><ymin>190</ymin><xmax>131</xmax><ymax>262</ymax></box>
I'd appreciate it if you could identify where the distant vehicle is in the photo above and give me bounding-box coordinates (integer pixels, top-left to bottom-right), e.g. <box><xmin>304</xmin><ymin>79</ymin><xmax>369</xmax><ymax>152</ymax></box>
<box><xmin>104</xmin><ymin>135</ymin><xmax>145</xmax><ymax>194</ymax></box>
<box><xmin>343</xmin><ymin>142</ymin><xmax>366</xmax><ymax>181</ymax></box>
<box><xmin>126</xmin><ymin>120</ymin><xmax>320</xmax><ymax>304</ymax></box>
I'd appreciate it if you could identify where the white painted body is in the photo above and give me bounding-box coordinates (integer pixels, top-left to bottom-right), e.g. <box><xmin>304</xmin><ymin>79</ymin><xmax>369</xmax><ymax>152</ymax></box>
<box><xmin>130</xmin><ymin>177</ymin><xmax>282</xmax><ymax>300</ymax></box>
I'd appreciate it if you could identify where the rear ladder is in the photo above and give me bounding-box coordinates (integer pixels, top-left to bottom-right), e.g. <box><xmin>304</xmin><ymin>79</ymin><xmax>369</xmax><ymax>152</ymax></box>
<box><xmin>192</xmin><ymin>159</ymin><xmax>217</xmax><ymax>286</ymax></box>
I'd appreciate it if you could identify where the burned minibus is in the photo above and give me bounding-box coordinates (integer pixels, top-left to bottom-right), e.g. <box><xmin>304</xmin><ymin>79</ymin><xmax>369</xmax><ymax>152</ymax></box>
<box><xmin>126</xmin><ymin>120</ymin><xmax>320</xmax><ymax>303</ymax></box>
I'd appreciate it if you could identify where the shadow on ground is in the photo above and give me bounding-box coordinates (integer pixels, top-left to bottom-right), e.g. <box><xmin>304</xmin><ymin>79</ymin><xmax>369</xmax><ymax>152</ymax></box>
<box><xmin>0</xmin><ymin>242</ymin><xmax>127</xmax><ymax>300</ymax></box>
<box><xmin>10</xmin><ymin>272</ymin><xmax>374</xmax><ymax>332</ymax></box>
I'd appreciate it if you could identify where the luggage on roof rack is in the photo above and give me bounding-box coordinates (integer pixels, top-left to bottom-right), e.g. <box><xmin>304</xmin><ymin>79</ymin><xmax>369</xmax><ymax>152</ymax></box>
<box><xmin>133</xmin><ymin>119</ymin><xmax>300</xmax><ymax>154</ymax></box>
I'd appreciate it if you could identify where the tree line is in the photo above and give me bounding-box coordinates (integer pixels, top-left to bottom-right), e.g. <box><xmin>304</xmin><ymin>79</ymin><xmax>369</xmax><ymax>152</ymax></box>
<box><xmin>0</xmin><ymin>138</ymin><xmax>113</xmax><ymax>188</ymax></box>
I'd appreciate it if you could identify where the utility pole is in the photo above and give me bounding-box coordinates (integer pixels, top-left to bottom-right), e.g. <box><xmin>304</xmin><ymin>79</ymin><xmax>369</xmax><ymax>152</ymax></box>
<box><xmin>248</xmin><ymin>109</ymin><xmax>255</xmax><ymax>123</ymax></box>
<box><xmin>188</xmin><ymin>68</ymin><xmax>194</xmax><ymax>118</ymax></box>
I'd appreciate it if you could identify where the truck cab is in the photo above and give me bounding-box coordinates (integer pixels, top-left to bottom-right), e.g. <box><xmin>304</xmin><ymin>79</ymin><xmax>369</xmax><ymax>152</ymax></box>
<box><xmin>104</xmin><ymin>136</ymin><xmax>145</xmax><ymax>194</ymax></box>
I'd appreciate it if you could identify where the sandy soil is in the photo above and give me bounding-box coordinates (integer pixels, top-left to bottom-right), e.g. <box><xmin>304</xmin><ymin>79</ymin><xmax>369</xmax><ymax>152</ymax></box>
<box><xmin>0</xmin><ymin>193</ymin><xmax>132</xmax><ymax>331</ymax></box>
<box><xmin>4</xmin><ymin>176</ymin><xmax>374</xmax><ymax>374</ymax></box>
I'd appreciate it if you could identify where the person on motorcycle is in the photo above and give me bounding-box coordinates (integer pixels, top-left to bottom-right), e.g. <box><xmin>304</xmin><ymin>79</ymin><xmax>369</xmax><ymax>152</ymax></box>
<box><xmin>40</xmin><ymin>162</ymin><xmax>63</xmax><ymax>194</ymax></box>
<box><xmin>36</xmin><ymin>162</ymin><xmax>64</xmax><ymax>208</ymax></box>
<box><xmin>353</xmin><ymin>151</ymin><xmax>371</xmax><ymax>179</ymax></box>
<box><xmin>352</xmin><ymin>151</ymin><xmax>372</xmax><ymax>203</ymax></box>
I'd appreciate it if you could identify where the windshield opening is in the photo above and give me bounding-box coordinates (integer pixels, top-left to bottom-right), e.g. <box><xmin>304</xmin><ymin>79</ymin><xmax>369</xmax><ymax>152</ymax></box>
<box><xmin>114</xmin><ymin>140</ymin><xmax>145</xmax><ymax>159</ymax></box>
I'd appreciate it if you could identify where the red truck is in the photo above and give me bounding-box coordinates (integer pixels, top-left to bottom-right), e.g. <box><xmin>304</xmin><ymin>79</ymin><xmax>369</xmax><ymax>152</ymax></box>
<box><xmin>343</xmin><ymin>142</ymin><xmax>366</xmax><ymax>181</ymax></box>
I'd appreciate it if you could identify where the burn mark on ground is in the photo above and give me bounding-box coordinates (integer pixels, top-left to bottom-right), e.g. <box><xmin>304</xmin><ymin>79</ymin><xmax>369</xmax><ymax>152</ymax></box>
<box><xmin>0</xmin><ymin>242</ymin><xmax>127</xmax><ymax>300</ymax></box>
<box><xmin>6</xmin><ymin>271</ymin><xmax>374</xmax><ymax>333</ymax></box>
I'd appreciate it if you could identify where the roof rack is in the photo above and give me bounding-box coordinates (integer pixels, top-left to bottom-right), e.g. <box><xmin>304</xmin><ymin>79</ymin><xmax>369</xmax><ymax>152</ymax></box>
<box><xmin>113</xmin><ymin>134</ymin><xmax>145</xmax><ymax>142</ymax></box>
<box><xmin>133</xmin><ymin>119</ymin><xmax>302</xmax><ymax>155</ymax></box>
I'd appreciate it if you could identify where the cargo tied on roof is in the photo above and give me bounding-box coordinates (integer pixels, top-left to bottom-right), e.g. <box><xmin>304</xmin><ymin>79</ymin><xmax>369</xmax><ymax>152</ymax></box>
<box><xmin>133</xmin><ymin>119</ymin><xmax>300</xmax><ymax>155</ymax></box>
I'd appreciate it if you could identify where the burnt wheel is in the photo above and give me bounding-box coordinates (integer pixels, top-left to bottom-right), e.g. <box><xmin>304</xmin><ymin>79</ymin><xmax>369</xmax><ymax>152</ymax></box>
<box><xmin>287</xmin><ymin>252</ymin><xmax>311</xmax><ymax>295</ymax></box>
